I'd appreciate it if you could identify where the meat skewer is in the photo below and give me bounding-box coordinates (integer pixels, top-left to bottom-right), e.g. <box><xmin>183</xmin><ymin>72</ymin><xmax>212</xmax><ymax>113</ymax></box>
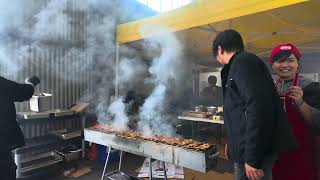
<box><xmin>89</xmin><ymin>124</ymin><xmax>213</xmax><ymax>152</ymax></box>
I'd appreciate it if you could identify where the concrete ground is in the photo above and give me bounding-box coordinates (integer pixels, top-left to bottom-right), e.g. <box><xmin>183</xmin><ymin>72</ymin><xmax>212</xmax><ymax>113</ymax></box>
<box><xmin>19</xmin><ymin>123</ymin><xmax>233</xmax><ymax>180</ymax></box>
<box><xmin>19</xmin><ymin>152</ymin><xmax>233</xmax><ymax>180</ymax></box>
<box><xmin>20</xmin><ymin>153</ymin><xmax>144</xmax><ymax>180</ymax></box>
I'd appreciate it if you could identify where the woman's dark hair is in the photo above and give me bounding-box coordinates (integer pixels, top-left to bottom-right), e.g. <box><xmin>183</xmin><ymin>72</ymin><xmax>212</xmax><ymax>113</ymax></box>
<box><xmin>212</xmin><ymin>29</ymin><xmax>244</xmax><ymax>57</ymax></box>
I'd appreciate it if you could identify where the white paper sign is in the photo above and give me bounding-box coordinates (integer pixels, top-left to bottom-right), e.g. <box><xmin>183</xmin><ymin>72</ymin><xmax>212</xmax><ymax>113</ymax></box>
<box><xmin>138</xmin><ymin>158</ymin><xmax>184</xmax><ymax>179</ymax></box>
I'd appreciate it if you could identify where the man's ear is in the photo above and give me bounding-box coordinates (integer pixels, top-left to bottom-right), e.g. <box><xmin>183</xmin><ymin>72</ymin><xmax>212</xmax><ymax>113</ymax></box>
<box><xmin>218</xmin><ymin>45</ymin><xmax>224</xmax><ymax>54</ymax></box>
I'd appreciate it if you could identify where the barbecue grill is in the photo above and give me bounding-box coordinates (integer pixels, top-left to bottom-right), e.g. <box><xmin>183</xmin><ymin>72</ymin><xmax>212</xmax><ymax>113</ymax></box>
<box><xmin>84</xmin><ymin>126</ymin><xmax>220</xmax><ymax>180</ymax></box>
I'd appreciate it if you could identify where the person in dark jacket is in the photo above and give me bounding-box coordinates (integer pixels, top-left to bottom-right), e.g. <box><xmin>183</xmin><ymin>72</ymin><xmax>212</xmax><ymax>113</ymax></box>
<box><xmin>200</xmin><ymin>75</ymin><xmax>223</xmax><ymax>106</ymax></box>
<box><xmin>212</xmin><ymin>29</ymin><xmax>296</xmax><ymax>180</ymax></box>
<box><xmin>0</xmin><ymin>75</ymin><xmax>40</xmax><ymax>180</ymax></box>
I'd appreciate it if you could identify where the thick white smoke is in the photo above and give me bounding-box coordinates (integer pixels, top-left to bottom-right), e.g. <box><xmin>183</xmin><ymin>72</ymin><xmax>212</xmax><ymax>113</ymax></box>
<box><xmin>0</xmin><ymin>0</ymin><xmax>29</xmax><ymax>32</ymax></box>
<box><xmin>32</xmin><ymin>0</ymin><xmax>70</xmax><ymax>41</ymax></box>
<box><xmin>118</xmin><ymin>57</ymin><xmax>149</xmax><ymax>91</ymax></box>
<box><xmin>0</xmin><ymin>47</ymin><xmax>19</xmax><ymax>78</ymax></box>
<box><xmin>105</xmin><ymin>55</ymin><xmax>149</xmax><ymax>129</ymax></box>
<box><xmin>138</xmin><ymin>84</ymin><xmax>168</xmax><ymax>135</ymax></box>
<box><xmin>0</xmin><ymin>0</ymin><xmax>31</xmax><ymax>78</ymax></box>
<box><xmin>0</xmin><ymin>0</ymin><xmax>118</xmax><ymax>113</ymax></box>
<box><xmin>138</xmin><ymin>27</ymin><xmax>185</xmax><ymax>136</ymax></box>
<box><xmin>0</xmin><ymin>0</ymin><xmax>192</xmax><ymax>135</ymax></box>
<box><xmin>108</xmin><ymin>97</ymin><xmax>128</xmax><ymax>130</ymax></box>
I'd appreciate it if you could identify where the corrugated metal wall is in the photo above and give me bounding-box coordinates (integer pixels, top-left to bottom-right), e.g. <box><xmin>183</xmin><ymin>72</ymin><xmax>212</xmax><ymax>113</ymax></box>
<box><xmin>12</xmin><ymin>0</ymin><xmax>95</xmax><ymax>112</ymax></box>
<box><xmin>15</xmin><ymin>47</ymin><xmax>93</xmax><ymax>112</ymax></box>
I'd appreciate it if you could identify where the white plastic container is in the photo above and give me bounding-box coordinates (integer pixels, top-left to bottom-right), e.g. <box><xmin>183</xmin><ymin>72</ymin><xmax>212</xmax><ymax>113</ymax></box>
<box><xmin>30</xmin><ymin>93</ymin><xmax>52</xmax><ymax>112</ymax></box>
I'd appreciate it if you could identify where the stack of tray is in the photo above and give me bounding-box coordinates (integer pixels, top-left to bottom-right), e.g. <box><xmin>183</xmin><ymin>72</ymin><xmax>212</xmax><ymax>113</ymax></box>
<box><xmin>182</xmin><ymin>111</ymin><xmax>208</xmax><ymax>118</ymax></box>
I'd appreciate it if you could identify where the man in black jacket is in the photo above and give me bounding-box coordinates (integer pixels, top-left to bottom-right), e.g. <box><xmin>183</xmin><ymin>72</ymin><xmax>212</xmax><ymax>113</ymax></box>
<box><xmin>0</xmin><ymin>75</ymin><xmax>39</xmax><ymax>180</ymax></box>
<box><xmin>212</xmin><ymin>29</ymin><xmax>296</xmax><ymax>180</ymax></box>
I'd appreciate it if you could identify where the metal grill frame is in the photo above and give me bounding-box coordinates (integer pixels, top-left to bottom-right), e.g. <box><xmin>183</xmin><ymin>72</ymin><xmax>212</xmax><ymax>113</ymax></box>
<box><xmin>84</xmin><ymin>128</ymin><xmax>218</xmax><ymax>173</ymax></box>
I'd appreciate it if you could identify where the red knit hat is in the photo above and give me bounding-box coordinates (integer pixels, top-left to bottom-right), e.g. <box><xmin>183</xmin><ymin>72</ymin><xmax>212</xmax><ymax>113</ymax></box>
<box><xmin>269</xmin><ymin>43</ymin><xmax>302</xmax><ymax>63</ymax></box>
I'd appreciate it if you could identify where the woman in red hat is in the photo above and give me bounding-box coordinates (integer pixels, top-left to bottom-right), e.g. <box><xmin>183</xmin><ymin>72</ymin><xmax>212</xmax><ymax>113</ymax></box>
<box><xmin>269</xmin><ymin>43</ymin><xmax>320</xmax><ymax>180</ymax></box>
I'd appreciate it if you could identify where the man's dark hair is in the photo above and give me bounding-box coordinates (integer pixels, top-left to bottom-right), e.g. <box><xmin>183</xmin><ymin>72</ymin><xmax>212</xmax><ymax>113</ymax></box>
<box><xmin>208</xmin><ymin>75</ymin><xmax>217</xmax><ymax>85</ymax></box>
<box><xmin>212</xmin><ymin>29</ymin><xmax>244</xmax><ymax>57</ymax></box>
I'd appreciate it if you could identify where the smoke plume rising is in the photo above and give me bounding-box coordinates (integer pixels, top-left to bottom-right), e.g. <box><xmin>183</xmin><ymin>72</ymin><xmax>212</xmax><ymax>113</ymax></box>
<box><xmin>0</xmin><ymin>1</ymin><xmax>194</xmax><ymax>137</ymax></box>
<box><xmin>108</xmin><ymin>96</ymin><xmax>128</xmax><ymax>130</ymax></box>
<box><xmin>137</xmin><ymin>27</ymin><xmax>187</xmax><ymax>136</ymax></box>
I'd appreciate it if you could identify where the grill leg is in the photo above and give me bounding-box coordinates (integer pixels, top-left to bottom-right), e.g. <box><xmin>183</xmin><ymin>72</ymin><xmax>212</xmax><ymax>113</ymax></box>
<box><xmin>118</xmin><ymin>150</ymin><xmax>123</xmax><ymax>171</ymax></box>
<box><xmin>162</xmin><ymin>161</ymin><xmax>168</xmax><ymax>180</ymax></box>
<box><xmin>149</xmin><ymin>157</ymin><xmax>153</xmax><ymax>180</ymax></box>
<box><xmin>101</xmin><ymin>147</ymin><xmax>112</xmax><ymax>180</ymax></box>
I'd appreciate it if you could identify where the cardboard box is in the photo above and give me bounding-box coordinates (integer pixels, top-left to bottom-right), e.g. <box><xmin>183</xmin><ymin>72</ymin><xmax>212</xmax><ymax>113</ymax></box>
<box><xmin>184</xmin><ymin>168</ymin><xmax>234</xmax><ymax>180</ymax></box>
<box><xmin>30</xmin><ymin>93</ymin><xmax>52</xmax><ymax>112</ymax></box>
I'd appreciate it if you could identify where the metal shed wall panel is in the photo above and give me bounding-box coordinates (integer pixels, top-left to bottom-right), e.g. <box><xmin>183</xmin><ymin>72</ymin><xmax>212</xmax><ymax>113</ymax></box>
<box><xmin>10</xmin><ymin>0</ymin><xmax>93</xmax><ymax>112</ymax></box>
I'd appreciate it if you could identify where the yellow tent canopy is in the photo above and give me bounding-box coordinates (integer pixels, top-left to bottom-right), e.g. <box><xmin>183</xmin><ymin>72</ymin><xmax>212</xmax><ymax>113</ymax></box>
<box><xmin>117</xmin><ymin>0</ymin><xmax>320</xmax><ymax>65</ymax></box>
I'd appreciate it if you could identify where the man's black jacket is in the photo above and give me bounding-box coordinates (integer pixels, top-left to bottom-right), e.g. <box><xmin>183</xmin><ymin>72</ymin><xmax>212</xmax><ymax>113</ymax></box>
<box><xmin>221</xmin><ymin>51</ymin><xmax>296</xmax><ymax>168</ymax></box>
<box><xmin>0</xmin><ymin>76</ymin><xmax>34</xmax><ymax>154</ymax></box>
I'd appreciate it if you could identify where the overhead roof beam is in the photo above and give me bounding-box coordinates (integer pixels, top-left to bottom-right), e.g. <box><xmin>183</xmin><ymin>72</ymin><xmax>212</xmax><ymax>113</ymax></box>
<box><xmin>193</xmin><ymin>26</ymin><xmax>218</xmax><ymax>33</ymax></box>
<box><xmin>117</xmin><ymin>0</ymin><xmax>307</xmax><ymax>44</ymax></box>
<box><xmin>207</xmin><ymin>24</ymin><xmax>218</xmax><ymax>33</ymax></box>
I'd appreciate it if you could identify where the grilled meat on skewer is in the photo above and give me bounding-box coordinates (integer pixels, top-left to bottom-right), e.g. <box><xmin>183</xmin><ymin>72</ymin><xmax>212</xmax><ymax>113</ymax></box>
<box><xmin>89</xmin><ymin>124</ymin><xmax>213</xmax><ymax>152</ymax></box>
